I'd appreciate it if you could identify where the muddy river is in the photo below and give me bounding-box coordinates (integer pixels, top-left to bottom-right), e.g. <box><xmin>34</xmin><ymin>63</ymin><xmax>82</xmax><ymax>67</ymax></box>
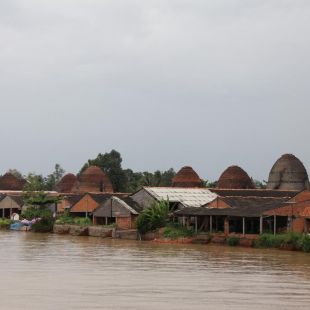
<box><xmin>0</xmin><ymin>231</ymin><xmax>309</xmax><ymax>309</ymax></box>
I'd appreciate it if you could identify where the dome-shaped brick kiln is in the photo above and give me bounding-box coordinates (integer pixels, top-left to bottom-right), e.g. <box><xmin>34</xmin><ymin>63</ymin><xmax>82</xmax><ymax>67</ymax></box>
<box><xmin>56</xmin><ymin>173</ymin><xmax>77</xmax><ymax>193</ymax></box>
<box><xmin>217</xmin><ymin>165</ymin><xmax>255</xmax><ymax>189</ymax></box>
<box><xmin>0</xmin><ymin>173</ymin><xmax>26</xmax><ymax>191</ymax></box>
<box><xmin>172</xmin><ymin>166</ymin><xmax>204</xmax><ymax>188</ymax></box>
<box><xmin>267</xmin><ymin>154</ymin><xmax>309</xmax><ymax>191</ymax></box>
<box><xmin>72</xmin><ymin>166</ymin><xmax>113</xmax><ymax>193</ymax></box>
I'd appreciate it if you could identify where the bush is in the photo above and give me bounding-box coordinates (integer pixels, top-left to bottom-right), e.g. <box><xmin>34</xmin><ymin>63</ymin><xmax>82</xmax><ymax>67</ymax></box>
<box><xmin>163</xmin><ymin>223</ymin><xmax>193</xmax><ymax>239</ymax></box>
<box><xmin>32</xmin><ymin>218</ymin><xmax>54</xmax><ymax>233</ymax></box>
<box><xmin>22</xmin><ymin>206</ymin><xmax>53</xmax><ymax>220</ymax></box>
<box><xmin>226</xmin><ymin>236</ymin><xmax>240</xmax><ymax>246</ymax></box>
<box><xmin>56</xmin><ymin>214</ymin><xmax>75</xmax><ymax>225</ymax></box>
<box><xmin>0</xmin><ymin>218</ymin><xmax>12</xmax><ymax>229</ymax></box>
<box><xmin>298</xmin><ymin>234</ymin><xmax>310</xmax><ymax>253</ymax></box>
<box><xmin>73</xmin><ymin>217</ymin><xmax>92</xmax><ymax>226</ymax></box>
<box><xmin>136</xmin><ymin>200</ymin><xmax>170</xmax><ymax>234</ymax></box>
<box><xmin>254</xmin><ymin>233</ymin><xmax>307</xmax><ymax>250</ymax></box>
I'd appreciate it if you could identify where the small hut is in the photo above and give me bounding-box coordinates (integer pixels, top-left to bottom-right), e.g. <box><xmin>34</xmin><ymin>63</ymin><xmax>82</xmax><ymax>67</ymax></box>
<box><xmin>93</xmin><ymin>196</ymin><xmax>142</xmax><ymax>229</ymax></box>
<box><xmin>217</xmin><ymin>165</ymin><xmax>255</xmax><ymax>189</ymax></box>
<box><xmin>172</xmin><ymin>166</ymin><xmax>204</xmax><ymax>188</ymax></box>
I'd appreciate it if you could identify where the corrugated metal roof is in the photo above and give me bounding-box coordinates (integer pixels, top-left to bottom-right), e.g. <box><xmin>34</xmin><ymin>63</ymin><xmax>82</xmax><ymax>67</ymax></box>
<box><xmin>143</xmin><ymin>187</ymin><xmax>217</xmax><ymax>208</ymax></box>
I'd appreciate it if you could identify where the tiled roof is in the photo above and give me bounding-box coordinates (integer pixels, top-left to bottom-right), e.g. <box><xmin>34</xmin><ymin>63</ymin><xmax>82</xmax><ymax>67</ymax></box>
<box><xmin>176</xmin><ymin>197</ymin><xmax>289</xmax><ymax>217</ymax></box>
<box><xmin>209</xmin><ymin>188</ymin><xmax>299</xmax><ymax>198</ymax></box>
<box><xmin>143</xmin><ymin>187</ymin><xmax>217</xmax><ymax>208</ymax></box>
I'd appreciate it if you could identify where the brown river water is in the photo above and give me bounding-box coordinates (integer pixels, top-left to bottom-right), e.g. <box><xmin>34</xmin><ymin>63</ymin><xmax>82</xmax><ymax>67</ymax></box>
<box><xmin>0</xmin><ymin>231</ymin><xmax>309</xmax><ymax>310</ymax></box>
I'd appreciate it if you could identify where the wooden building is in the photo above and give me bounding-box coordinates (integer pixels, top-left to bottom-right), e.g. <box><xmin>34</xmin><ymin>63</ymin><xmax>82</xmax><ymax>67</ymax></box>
<box><xmin>174</xmin><ymin>190</ymin><xmax>302</xmax><ymax>235</ymax></box>
<box><xmin>93</xmin><ymin>196</ymin><xmax>142</xmax><ymax>229</ymax></box>
<box><xmin>69</xmin><ymin>193</ymin><xmax>128</xmax><ymax>218</ymax></box>
<box><xmin>0</xmin><ymin>194</ymin><xmax>24</xmax><ymax>218</ymax></box>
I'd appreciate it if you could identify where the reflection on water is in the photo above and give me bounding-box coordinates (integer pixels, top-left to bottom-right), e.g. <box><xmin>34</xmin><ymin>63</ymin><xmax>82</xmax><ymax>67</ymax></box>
<box><xmin>0</xmin><ymin>231</ymin><xmax>309</xmax><ymax>310</ymax></box>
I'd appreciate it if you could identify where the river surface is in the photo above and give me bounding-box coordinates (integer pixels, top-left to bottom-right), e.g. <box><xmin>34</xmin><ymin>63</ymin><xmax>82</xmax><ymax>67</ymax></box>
<box><xmin>0</xmin><ymin>231</ymin><xmax>309</xmax><ymax>310</ymax></box>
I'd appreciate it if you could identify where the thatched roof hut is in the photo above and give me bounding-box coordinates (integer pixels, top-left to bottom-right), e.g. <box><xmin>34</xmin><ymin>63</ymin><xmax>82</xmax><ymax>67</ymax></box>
<box><xmin>0</xmin><ymin>173</ymin><xmax>26</xmax><ymax>191</ymax></box>
<box><xmin>267</xmin><ymin>154</ymin><xmax>309</xmax><ymax>191</ymax></box>
<box><xmin>56</xmin><ymin>173</ymin><xmax>77</xmax><ymax>193</ymax></box>
<box><xmin>217</xmin><ymin>165</ymin><xmax>255</xmax><ymax>189</ymax></box>
<box><xmin>172</xmin><ymin>166</ymin><xmax>204</xmax><ymax>188</ymax></box>
<box><xmin>72</xmin><ymin>166</ymin><xmax>114</xmax><ymax>193</ymax></box>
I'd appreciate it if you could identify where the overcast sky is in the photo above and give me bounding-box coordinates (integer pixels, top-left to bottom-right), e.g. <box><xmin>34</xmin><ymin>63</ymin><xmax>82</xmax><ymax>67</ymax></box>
<box><xmin>0</xmin><ymin>0</ymin><xmax>309</xmax><ymax>181</ymax></box>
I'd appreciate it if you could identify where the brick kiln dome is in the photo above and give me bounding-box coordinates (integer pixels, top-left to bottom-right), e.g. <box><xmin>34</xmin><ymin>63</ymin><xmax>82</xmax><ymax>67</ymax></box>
<box><xmin>217</xmin><ymin>165</ymin><xmax>255</xmax><ymax>189</ymax></box>
<box><xmin>267</xmin><ymin>154</ymin><xmax>309</xmax><ymax>191</ymax></box>
<box><xmin>56</xmin><ymin>173</ymin><xmax>77</xmax><ymax>193</ymax></box>
<box><xmin>73</xmin><ymin>166</ymin><xmax>113</xmax><ymax>193</ymax></box>
<box><xmin>172</xmin><ymin>166</ymin><xmax>204</xmax><ymax>188</ymax></box>
<box><xmin>0</xmin><ymin>173</ymin><xmax>26</xmax><ymax>191</ymax></box>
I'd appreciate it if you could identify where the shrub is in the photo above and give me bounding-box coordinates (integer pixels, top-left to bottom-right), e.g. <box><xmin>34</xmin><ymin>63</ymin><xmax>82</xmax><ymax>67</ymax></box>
<box><xmin>0</xmin><ymin>218</ymin><xmax>12</xmax><ymax>229</ymax></box>
<box><xmin>163</xmin><ymin>223</ymin><xmax>193</xmax><ymax>239</ymax></box>
<box><xmin>254</xmin><ymin>233</ymin><xmax>306</xmax><ymax>250</ymax></box>
<box><xmin>22</xmin><ymin>206</ymin><xmax>53</xmax><ymax>220</ymax></box>
<box><xmin>298</xmin><ymin>234</ymin><xmax>310</xmax><ymax>253</ymax></box>
<box><xmin>136</xmin><ymin>200</ymin><xmax>170</xmax><ymax>234</ymax></box>
<box><xmin>73</xmin><ymin>217</ymin><xmax>92</xmax><ymax>226</ymax></box>
<box><xmin>226</xmin><ymin>236</ymin><xmax>240</xmax><ymax>246</ymax></box>
<box><xmin>32</xmin><ymin>218</ymin><xmax>54</xmax><ymax>233</ymax></box>
<box><xmin>56</xmin><ymin>214</ymin><xmax>75</xmax><ymax>225</ymax></box>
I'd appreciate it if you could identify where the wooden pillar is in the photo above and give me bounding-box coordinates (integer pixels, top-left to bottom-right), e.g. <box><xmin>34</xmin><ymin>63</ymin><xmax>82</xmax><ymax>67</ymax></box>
<box><xmin>195</xmin><ymin>216</ymin><xmax>198</xmax><ymax>234</ymax></box>
<box><xmin>210</xmin><ymin>215</ymin><xmax>213</xmax><ymax>233</ymax></box>
<box><xmin>242</xmin><ymin>217</ymin><xmax>245</xmax><ymax>236</ymax></box>
<box><xmin>259</xmin><ymin>216</ymin><xmax>263</xmax><ymax>234</ymax></box>
<box><xmin>274</xmin><ymin>215</ymin><xmax>277</xmax><ymax>235</ymax></box>
<box><xmin>105</xmin><ymin>217</ymin><xmax>108</xmax><ymax>225</ymax></box>
<box><xmin>224</xmin><ymin>217</ymin><xmax>229</xmax><ymax>235</ymax></box>
<box><xmin>2</xmin><ymin>208</ymin><xmax>4</xmax><ymax>219</ymax></box>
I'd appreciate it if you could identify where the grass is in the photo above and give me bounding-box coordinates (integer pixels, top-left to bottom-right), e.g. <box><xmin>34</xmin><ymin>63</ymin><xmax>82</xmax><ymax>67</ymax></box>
<box><xmin>162</xmin><ymin>223</ymin><xmax>193</xmax><ymax>239</ymax></box>
<box><xmin>226</xmin><ymin>236</ymin><xmax>240</xmax><ymax>246</ymax></box>
<box><xmin>0</xmin><ymin>218</ymin><xmax>12</xmax><ymax>229</ymax></box>
<box><xmin>253</xmin><ymin>233</ymin><xmax>310</xmax><ymax>252</ymax></box>
<box><xmin>56</xmin><ymin>214</ymin><xmax>92</xmax><ymax>227</ymax></box>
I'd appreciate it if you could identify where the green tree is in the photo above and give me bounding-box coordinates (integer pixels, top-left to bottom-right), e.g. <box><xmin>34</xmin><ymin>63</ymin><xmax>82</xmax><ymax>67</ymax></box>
<box><xmin>7</xmin><ymin>169</ymin><xmax>23</xmax><ymax>179</ymax></box>
<box><xmin>23</xmin><ymin>173</ymin><xmax>46</xmax><ymax>192</ymax></box>
<box><xmin>45</xmin><ymin>164</ymin><xmax>65</xmax><ymax>190</ymax></box>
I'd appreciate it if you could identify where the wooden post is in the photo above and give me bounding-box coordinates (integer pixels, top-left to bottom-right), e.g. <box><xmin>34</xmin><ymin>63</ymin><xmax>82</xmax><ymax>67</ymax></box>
<box><xmin>274</xmin><ymin>215</ymin><xmax>277</xmax><ymax>235</ymax></box>
<box><xmin>195</xmin><ymin>216</ymin><xmax>198</xmax><ymax>234</ymax></box>
<box><xmin>260</xmin><ymin>216</ymin><xmax>263</xmax><ymax>234</ymax></box>
<box><xmin>2</xmin><ymin>208</ymin><xmax>4</xmax><ymax>219</ymax></box>
<box><xmin>224</xmin><ymin>217</ymin><xmax>229</xmax><ymax>235</ymax></box>
<box><xmin>105</xmin><ymin>217</ymin><xmax>108</xmax><ymax>225</ymax></box>
<box><xmin>242</xmin><ymin>217</ymin><xmax>245</xmax><ymax>236</ymax></box>
<box><xmin>210</xmin><ymin>215</ymin><xmax>213</xmax><ymax>233</ymax></box>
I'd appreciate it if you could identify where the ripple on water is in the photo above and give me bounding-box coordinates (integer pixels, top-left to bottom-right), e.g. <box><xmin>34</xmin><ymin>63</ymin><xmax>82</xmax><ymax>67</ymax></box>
<box><xmin>0</xmin><ymin>231</ymin><xmax>309</xmax><ymax>310</ymax></box>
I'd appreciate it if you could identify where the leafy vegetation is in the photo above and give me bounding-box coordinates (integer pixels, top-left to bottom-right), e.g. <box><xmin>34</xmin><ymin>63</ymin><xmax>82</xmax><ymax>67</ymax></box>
<box><xmin>0</xmin><ymin>218</ymin><xmax>12</xmax><ymax>229</ymax></box>
<box><xmin>22</xmin><ymin>206</ymin><xmax>53</xmax><ymax>220</ymax></box>
<box><xmin>31</xmin><ymin>218</ymin><xmax>54</xmax><ymax>233</ymax></box>
<box><xmin>80</xmin><ymin>150</ymin><xmax>177</xmax><ymax>192</ymax></box>
<box><xmin>56</xmin><ymin>213</ymin><xmax>92</xmax><ymax>226</ymax></box>
<box><xmin>226</xmin><ymin>236</ymin><xmax>240</xmax><ymax>246</ymax></box>
<box><xmin>163</xmin><ymin>223</ymin><xmax>193</xmax><ymax>239</ymax></box>
<box><xmin>136</xmin><ymin>200</ymin><xmax>170</xmax><ymax>234</ymax></box>
<box><xmin>254</xmin><ymin>233</ymin><xmax>310</xmax><ymax>252</ymax></box>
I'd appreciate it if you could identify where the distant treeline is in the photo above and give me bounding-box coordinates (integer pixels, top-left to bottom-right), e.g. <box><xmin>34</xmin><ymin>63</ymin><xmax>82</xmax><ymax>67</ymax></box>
<box><xmin>4</xmin><ymin>149</ymin><xmax>266</xmax><ymax>192</ymax></box>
